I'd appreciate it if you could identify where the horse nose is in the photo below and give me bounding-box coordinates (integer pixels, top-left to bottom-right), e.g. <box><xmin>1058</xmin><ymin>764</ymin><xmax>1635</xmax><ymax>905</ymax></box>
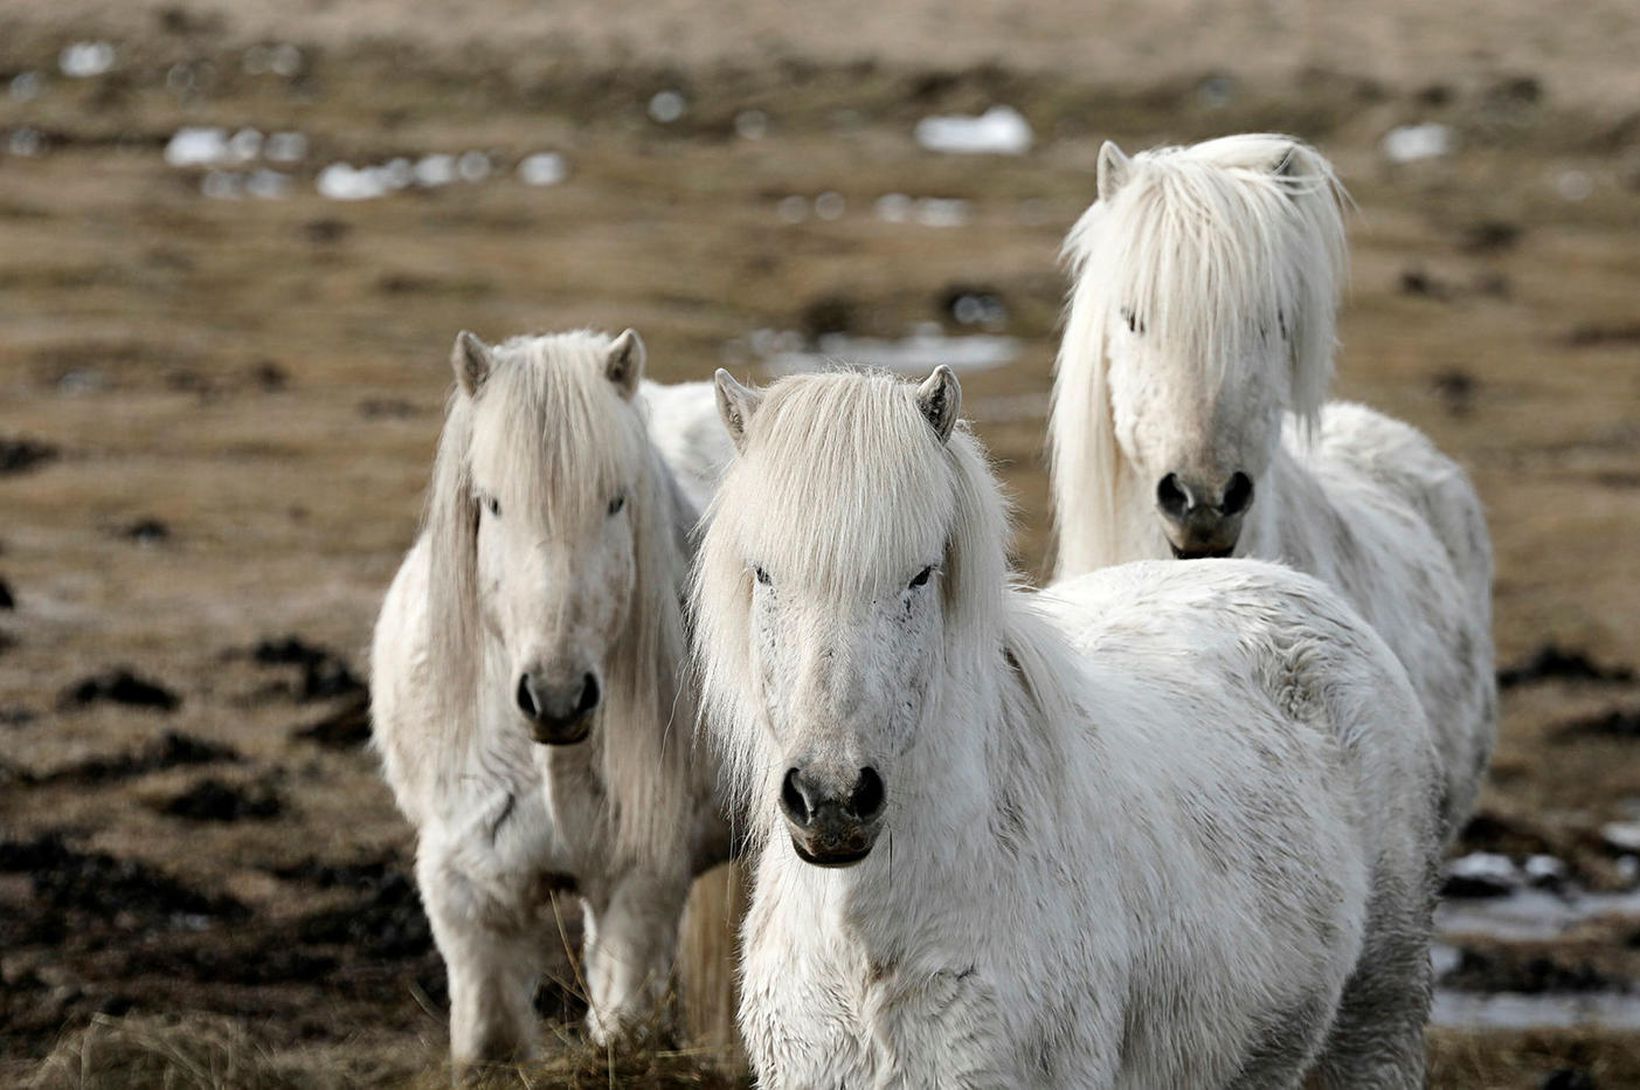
<box><xmin>515</xmin><ymin>671</ymin><xmax>600</xmax><ymax>744</ymax></box>
<box><xmin>1157</xmin><ymin>471</ymin><xmax>1254</xmax><ymax>559</ymax></box>
<box><xmin>1156</xmin><ymin>471</ymin><xmax>1255</xmax><ymax>523</ymax></box>
<box><xmin>780</xmin><ymin>766</ymin><xmax>886</xmax><ymax>828</ymax></box>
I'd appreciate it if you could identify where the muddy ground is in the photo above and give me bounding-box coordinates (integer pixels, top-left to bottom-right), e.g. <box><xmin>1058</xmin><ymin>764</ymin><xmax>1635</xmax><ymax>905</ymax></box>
<box><xmin>1</xmin><ymin>2</ymin><xmax>1639</xmax><ymax>1087</ymax></box>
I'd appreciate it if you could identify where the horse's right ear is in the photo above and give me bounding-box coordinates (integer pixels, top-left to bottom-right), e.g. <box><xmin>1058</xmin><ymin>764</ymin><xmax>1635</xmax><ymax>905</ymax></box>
<box><xmin>915</xmin><ymin>365</ymin><xmax>961</xmax><ymax>443</ymax></box>
<box><xmin>451</xmin><ymin>331</ymin><xmax>492</xmax><ymax>396</ymax></box>
<box><xmin>714</xmin><ymin>369</ymin><xmax>763</xmax><ymax>453</ymax></box>
<box><xmin>1097</xmin><ymin>141</ymin><xmax>1131</xmax><ymax>203</ymax></box>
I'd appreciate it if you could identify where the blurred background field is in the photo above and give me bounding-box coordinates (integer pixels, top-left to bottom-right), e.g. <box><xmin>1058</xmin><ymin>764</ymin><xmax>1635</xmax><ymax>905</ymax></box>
<box><xmin>1</xmin><ymin>1</ymin><xmax>1638</xmax><ymax>1086</ymax></box>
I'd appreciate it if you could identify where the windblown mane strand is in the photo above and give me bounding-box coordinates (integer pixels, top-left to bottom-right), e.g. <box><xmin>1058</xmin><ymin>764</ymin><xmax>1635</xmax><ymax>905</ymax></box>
<box><xmin>424</xmin><ymin>331</ymin><xmax>693</xmax><ymax>868</ymax></box>
<box><xmin>1050</xmin><ymin>134</ymin><xmax>1348</xmax><ymax>572</ymax></box>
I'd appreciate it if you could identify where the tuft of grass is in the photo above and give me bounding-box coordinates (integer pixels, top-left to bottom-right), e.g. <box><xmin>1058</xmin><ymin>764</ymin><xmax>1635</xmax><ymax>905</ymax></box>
<box><xmin>25</xmin><ymin>1013</ymin><xmax>749</xmax><ymax>1090</ymax></box>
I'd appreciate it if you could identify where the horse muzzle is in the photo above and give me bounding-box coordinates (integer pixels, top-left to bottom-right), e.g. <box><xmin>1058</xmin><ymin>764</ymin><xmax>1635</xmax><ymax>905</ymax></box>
<box><xmin>529</xmin><ymin>712</ymin><xmax>594</xmax><ymax>746</ymax></box>
<box><xmin>781</xmin><ymin>765</ymin><xmax>885</xmax><ymax>868</ymax></box>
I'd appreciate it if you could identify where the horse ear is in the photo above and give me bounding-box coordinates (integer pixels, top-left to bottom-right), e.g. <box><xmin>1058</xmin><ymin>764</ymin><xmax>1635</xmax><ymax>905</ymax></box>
<box><xmin>1097</xmin><ymin>141</ymin><xmax>1131</xmax><ymax>203</ymax></box>
<box><xmin>605</xmin><ymin>329</ymin><xmax>645</xmax><ymax>399</ymax></box>
<box><xmin>451</xmin><ymin>331</ymin><xmax>492</xmax><ymax>396</ymax></box>
<box><xmin>714</xmin><ymin>368</ymin><xmax>762</xmax><ymax>453</ymax></box>
<box><xmin>915</xmin><ymin>365</ymin><xmax>961</xmax><ymax>443</ymax></box>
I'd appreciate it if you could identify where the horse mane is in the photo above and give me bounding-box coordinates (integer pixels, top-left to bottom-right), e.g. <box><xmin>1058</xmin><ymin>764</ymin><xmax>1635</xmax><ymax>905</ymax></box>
<box><xmin>693</xmin><ymin>369</ymin><xmax>1079</xmax><ymax>835</ymax></box>
<box><xmin>422</xmin><ymin>331</ymin><xmax>694</xmax><ymax>867</ymax></box>
<box><xmin>1049</xmin><ymin>133</ymin><xmax>1348</xmax><ymax>571</ymax></box>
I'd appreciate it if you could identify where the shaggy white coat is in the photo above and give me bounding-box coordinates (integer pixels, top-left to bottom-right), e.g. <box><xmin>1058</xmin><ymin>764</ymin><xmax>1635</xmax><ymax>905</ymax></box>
<box><xmin>1048</xmin><ymin>134</ymin><xmax>1495</xmax><ymax>832</ymax></box>
<box><xmin>695</xmin><ymin>369</ymin><xmax>1442</xmax><ymax>1089</ymax></box>
<box><xmin>371</xmin><ymin>330</ymin><xmax>734</xmax><ymax>1065</ymax></box>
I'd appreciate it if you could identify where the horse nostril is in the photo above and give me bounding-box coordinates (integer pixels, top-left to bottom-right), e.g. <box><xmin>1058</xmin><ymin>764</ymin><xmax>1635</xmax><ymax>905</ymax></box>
<box><xmin>850</xmin><ymin>767</ymin><xmax>886</xmax><ymax>820</ymax></box>
<box><xmin>516</xmin><ymin>675</ymin><xmax>540</xmax><ymax>721</ymax></box>
<box><xmin>1157</xmin><ymin>473</ymin><xmax>1191</xmax><ymax>520</ymax></box>
<box><xmin>780</xmin><ymin>768</ymin><xmax>813</xmax><ymax>827</ymax></box>
<box><xmin>1220</xmin><ymin>472</ymin><xmax>1255</xmax><ymax>517</ymax></box>
<box><xmin>576</xmin><ymin>673</ymin><xmax>600</xmax><ymax>716</ymax></box>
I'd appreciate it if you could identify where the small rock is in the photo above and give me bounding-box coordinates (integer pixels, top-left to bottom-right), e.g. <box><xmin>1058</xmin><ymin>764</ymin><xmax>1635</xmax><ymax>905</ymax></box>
<box><xmin>1460</xmin><ymin>220</ymin><xmax>1522</xmax><ymax>253</ymax></box>
<box><xmin>0</xmin><ymin>438</ymin><xmax>59</xmax><ymax>476</ymax></box>
<box><xmin>60</xmin><ymin>669</ymin><xmax>180</xmax><ymax>713</ymax></box>
<box><xmin>292</xmin><ymin>692</ymin><xmax>371</xmax><ymax>749</ymax></box>
<box><xmin>117</xmin><ymin>518</ymin><xmax>170</xmax><ymax>544</ymax></box>
<box><xmin>1499</xmin><ymin>644</ymin><xmax>1634</xmax><ymax>687</ymax></box>
<box><xmin>1431</xmin><ymin>368</ymin><xmax>1476</xmax><ymax>416</ymax></box>
<box><xmin>1398</xmin><ymin>268</ymin><xmax>1447</xmax><ymax>299</ymax></box>
<box><xmin>159</xmin><ymin>777</ymin><xmax>283</xmax><ymax>822</ymax></box>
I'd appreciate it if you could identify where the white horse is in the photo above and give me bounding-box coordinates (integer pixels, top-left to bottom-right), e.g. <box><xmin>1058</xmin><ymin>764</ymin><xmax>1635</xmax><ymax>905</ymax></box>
<box><xmin>696</xmin><ymin>367</ymin><xmax>1441</xmax><ymax>1089</ymax></box>
<box><xmin>370</xmin><ymin>329</ymin><xmax>734</xmax><ymax>1067</ymax></box>
<box><xmin>1048</xmin><ymin>133</ymin><xmax>1495</xmax><ymax>835</ymax></box>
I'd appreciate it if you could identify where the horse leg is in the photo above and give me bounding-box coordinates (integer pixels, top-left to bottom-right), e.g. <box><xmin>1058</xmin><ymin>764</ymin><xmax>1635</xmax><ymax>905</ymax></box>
<box><xmin>1224</xmin><ymin>994</ymin><xmax>1334</xmax><ymax>1090</ymax></box>
<box><xmin>418</xmin><ymin>846</ymin><xmax>543</xmax><ymax>1069</ymax></box>
<box><xmin>580</xmin><ymin>868</ymin><xmax>690</xmax><ymax>1044</ymax></box>
<box><xmin>1308</xmin><ymin>874</ymin><xmax>1433</xmax><ymax>1090</ymax></box>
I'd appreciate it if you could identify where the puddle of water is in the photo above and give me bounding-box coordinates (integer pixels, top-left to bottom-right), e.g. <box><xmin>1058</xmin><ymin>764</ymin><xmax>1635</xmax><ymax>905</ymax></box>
<box><xmin>1438</xmin><ymin>887</ymin><xmax>1640</xmax><ymax>942</ymax></box>
<box><xmin>1432</xmin><ymin>990</ymin><xmax>1640</xmax><ymax>1031</ymax></box>
<box><xmin>760</xmin><ymin>326</ymin><xmax>1019</xmax><ymax>377</ymax></box>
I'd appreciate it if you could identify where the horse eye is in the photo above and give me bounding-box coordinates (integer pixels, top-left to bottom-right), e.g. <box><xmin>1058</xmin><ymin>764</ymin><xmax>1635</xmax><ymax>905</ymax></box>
<box><xmin>754</xmin><ymin>566</ymin><xmax>771</xmax><ymax>586</ymax></box>
<box><xmin>909</xmin><ymin>566</ymin><xmax>933</xmax><ymax>589</ymax></box>
<box><xmin>1120</xmin><ymin>307</ymin><xmax>1140</xmax><ymax>334</ymax></box>
<box><xmin>484</xmin><ymin>496</ymin><xmax>500</xmax><ymax>517</ymax></box>
<box><xmin>607</xmin><ymin>493</ymin><xmax>626</xmax><ymax>516</ymax></box>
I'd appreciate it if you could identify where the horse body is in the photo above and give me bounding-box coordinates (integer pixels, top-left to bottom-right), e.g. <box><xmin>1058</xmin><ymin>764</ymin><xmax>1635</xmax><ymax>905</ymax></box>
<box><xmin>696</xmin><ymin>369</ymin><xmax>1440</xmax><ymax>1089</ymax></box>
<box><xmin>1049</xmin><ymin>134</ymin><xmax>1494</xmax><ymax>834</ymax></box>
<box><xmin>371</xmin><ymin>330</ymin><xmax>731</xmax><ymax>1065</ymax></box>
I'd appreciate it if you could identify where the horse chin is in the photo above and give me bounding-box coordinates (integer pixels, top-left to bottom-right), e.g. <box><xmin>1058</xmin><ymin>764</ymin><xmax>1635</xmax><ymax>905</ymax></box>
<box><xmin>790</xmin><ymin>837</ymin><xmax>875</xmax><ymax>869</ymax></box>
<box><xmin>1167</xmin><ymin>542</ymin><xmax>1236</xmax><ymax>561</ymax></box>
<box><xmin>528</xmin><ymin>716</ymin><xmax>594</xmax><ymax>746</ymax></box>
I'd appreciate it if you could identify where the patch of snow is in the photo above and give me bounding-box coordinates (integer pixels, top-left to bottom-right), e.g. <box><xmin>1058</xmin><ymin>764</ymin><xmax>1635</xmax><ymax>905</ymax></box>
<box><xmin>1382</xmin><ymin>123</ymin><xmax>1452</xmax><ymax>163</ymax></box>
<box><xmin>264</xmin><ymin>132</ymin><xmax>308</xmax><ymax>163</ymax></box>
<box><xmin>165</xmin><ymin>128</ymin><xmax>228</xmax><ymax>168</ymax></box>
<box><xmin>648</xmin><ymin>90</ymin><xmax>686</xmax><ymax>124</ymax></box>
<box><xmin>518</xmin><ymin>152</ymin><xmax>568</xmax><ymax>187</ymax></box>
<box><xmin>317</xmin><ymin>162</ymin><xmax>389</xmax><ymax>201</ymax></box>
<box><xmin>914</xmin><ymin>106</ymin><xmax>1032</xmax><ymax>156</ymax></box>
<box><xmin>456</xmin><ymin>150</ymin><xmax>491</xmax><ymax>183</ymax></box>
<box><xmin>10</xmin><ymin>72</ymin><xmax>42</xmax><ymax>103</ymax></box>
<box><xmin>7</xmin><ymin>128</ymin><xmax>43</xmax><ymax>157</ymax></box>
<box><xmin>414</xmin><ymin>154</ymin><xmax>455</xmax><ymax>188</ymax></box>
<box><xmin>59</xmin><ymin>42</ymin><xmax>115</xmax><ymax>79</ymax></box>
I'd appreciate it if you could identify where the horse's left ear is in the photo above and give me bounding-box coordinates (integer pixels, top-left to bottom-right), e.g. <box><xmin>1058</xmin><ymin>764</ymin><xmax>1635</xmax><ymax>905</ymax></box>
<box><xmin>915</xmin><ymin>365</ymin><xmax>961</xmax><ymax>443</ymax></box>
<box><xmin>714</xmin><ymin>369</ymin><xmax>763</xmax><ymax>453</ymax></box>
<box><xmin>605</xmin><ymin>329</ymin><xmax>645</xmax><ymax>399</ymax></box>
